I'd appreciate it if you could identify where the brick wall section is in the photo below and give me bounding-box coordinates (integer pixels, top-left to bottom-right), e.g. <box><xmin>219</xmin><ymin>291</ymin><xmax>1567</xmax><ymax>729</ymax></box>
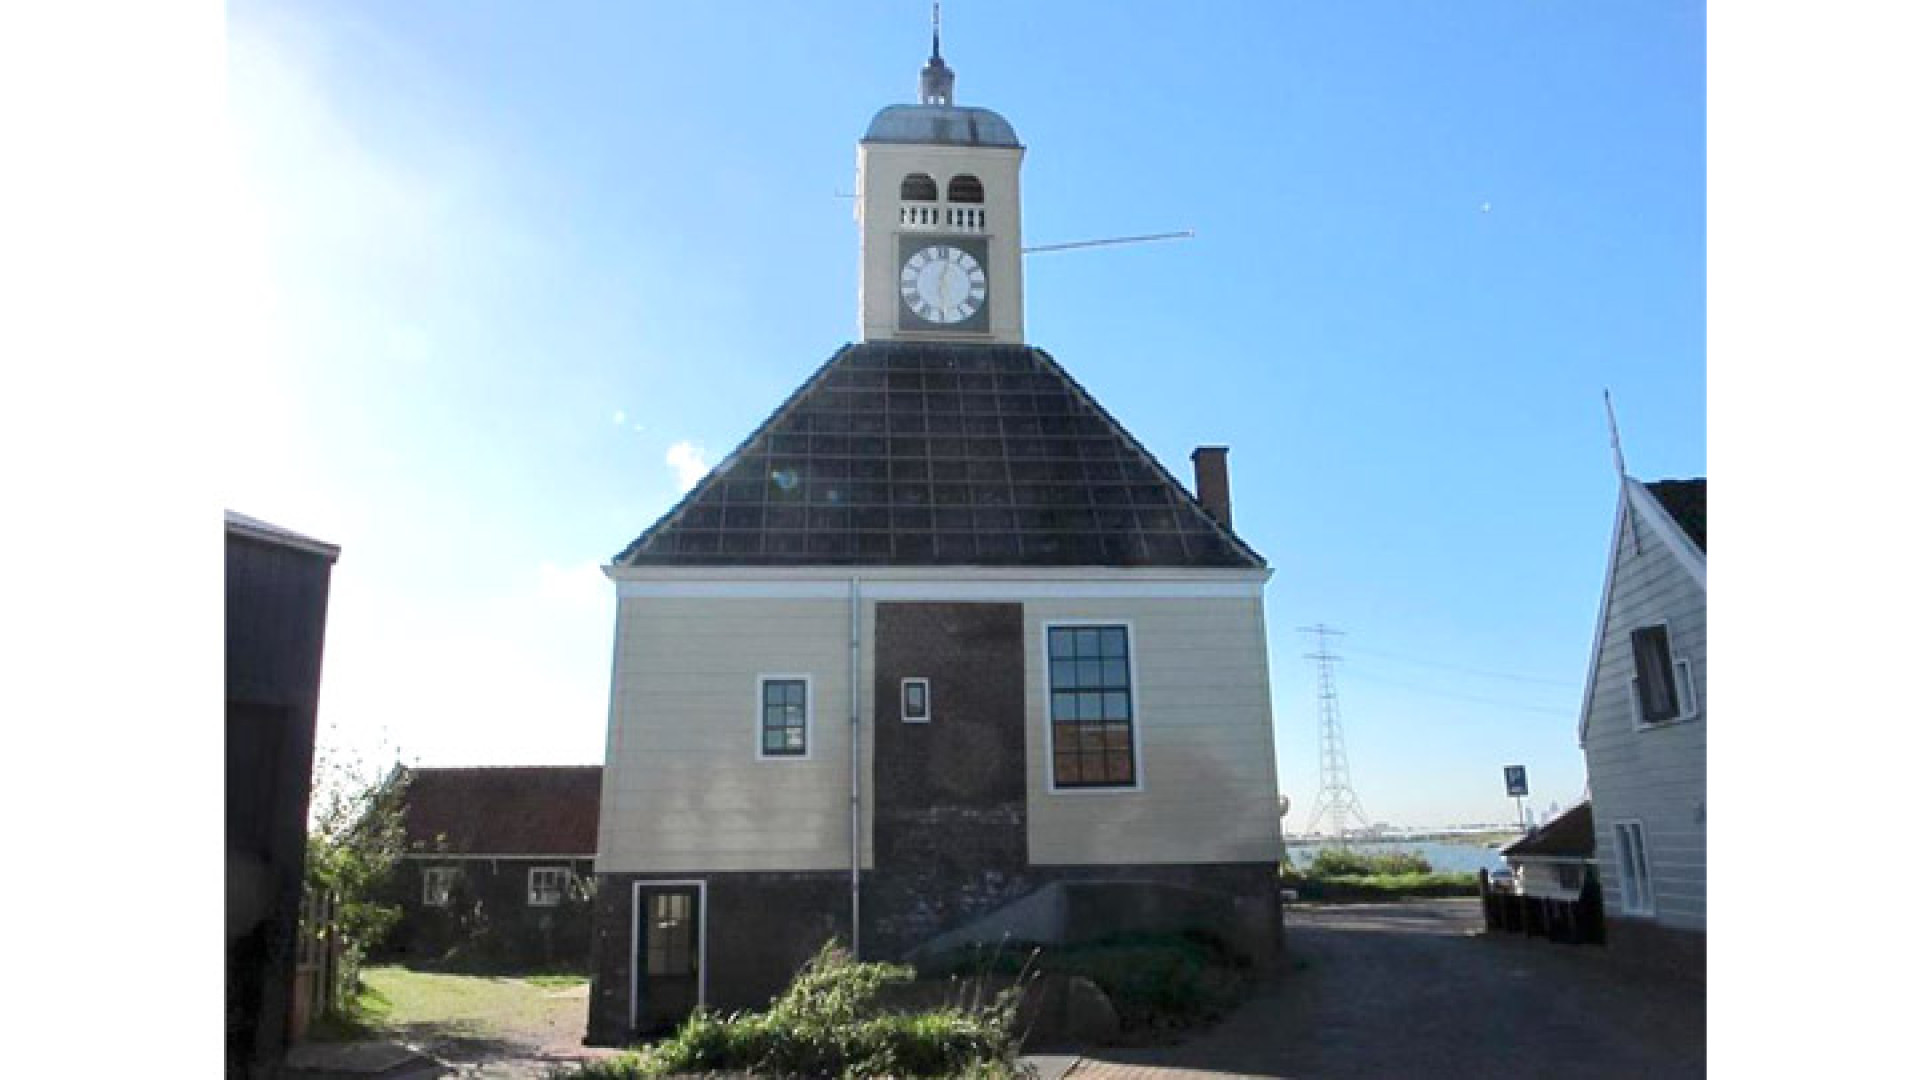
<box><xmin>867</xmin><ymin>602</ymin><xmax>1030</xmax><ymax>959</ymax></box>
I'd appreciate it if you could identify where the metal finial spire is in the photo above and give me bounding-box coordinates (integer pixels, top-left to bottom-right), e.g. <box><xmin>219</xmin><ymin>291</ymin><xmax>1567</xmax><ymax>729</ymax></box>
<box><xmin>919</xmin><ymin>1</ymin><xmax>955</xmax><ymax>104</ymax></box>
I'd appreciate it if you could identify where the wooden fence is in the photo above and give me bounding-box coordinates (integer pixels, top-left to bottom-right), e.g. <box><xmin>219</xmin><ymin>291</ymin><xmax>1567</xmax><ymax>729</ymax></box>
<box><xmin>290</xmin><ymin>889</ymin><xmax>342</xmax><ymax>1040</ymax></box>
<box><xmin>1478</xmin><ymin>869</ymin><xmax>1607</xmax><ymax>945</ymax></box>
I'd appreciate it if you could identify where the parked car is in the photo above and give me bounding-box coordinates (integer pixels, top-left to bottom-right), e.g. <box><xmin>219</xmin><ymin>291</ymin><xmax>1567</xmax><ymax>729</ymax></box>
<box><xmin>1487</xmin><ymin>867</ymin><xmax>1516</xmax><ymax>892</ymax></box>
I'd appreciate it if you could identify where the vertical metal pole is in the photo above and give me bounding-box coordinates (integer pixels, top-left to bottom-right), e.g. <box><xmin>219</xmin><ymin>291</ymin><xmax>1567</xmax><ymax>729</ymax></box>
<box><xmin>848</xmin><ymin>576</ymin><xmax>862</xmax><ymax>958</ymax></box>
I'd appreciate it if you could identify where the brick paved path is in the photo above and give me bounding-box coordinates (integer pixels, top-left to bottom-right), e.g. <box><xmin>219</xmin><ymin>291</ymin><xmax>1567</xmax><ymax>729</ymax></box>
<box><xmin>1063</xmin><ymin>899</ymin><xmax>1705</xmax><ymax>1080</ymax></box>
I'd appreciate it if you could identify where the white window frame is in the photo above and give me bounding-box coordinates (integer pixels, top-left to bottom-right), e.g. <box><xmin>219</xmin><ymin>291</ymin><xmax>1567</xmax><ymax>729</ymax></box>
<box><xmin>1041</xmin><ymin>619</ymin><xmax>1145</xmax><ymax>795</ymax></box>
<box><xmin>755</xmin><ymin>674</ymin><xmax>814</xmax><ymax>761</ymax></box>
<box><xmin>901</xmin><ymin>677</ymin><xmax>931</xmax><ymax>724</ymax></box>
<box><xmin>527</xmin><ymin>865</ymin><xmax>571</xmax><ymax>907</ymax></box>
<box><xmin>422</xmin><ymin>866</ymin><xmax>455</xmax><ymax>908</ymax></box>
<box><xmin>1613</xmin><ymin>820</ymin><xmax>1656</xmax><ymax>916</ymax></box>
<box><xmin>1628</xmin><ymin>620</ymin><xmax>1698</xmax><ymax>730</ymax></box>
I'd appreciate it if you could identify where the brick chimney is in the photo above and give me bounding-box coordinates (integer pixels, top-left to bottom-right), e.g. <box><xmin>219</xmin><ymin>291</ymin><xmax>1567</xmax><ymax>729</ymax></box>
<box><xmin>1190</xmin><ymin>446</ymin><xmax>1233</xmax><ymax>529</ymax></box>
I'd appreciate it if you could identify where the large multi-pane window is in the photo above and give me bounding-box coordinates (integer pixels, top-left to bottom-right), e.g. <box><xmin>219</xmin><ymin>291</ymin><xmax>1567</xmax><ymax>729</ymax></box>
<box><xmin>1048</xmin><ymin>625</ymin><xmax>1136</xmax><ymax>788</ymax></box>
<box><xmin>759</xmin><ymin>677</ymin><xmax>809</xmax><ymax>757</ymax></box>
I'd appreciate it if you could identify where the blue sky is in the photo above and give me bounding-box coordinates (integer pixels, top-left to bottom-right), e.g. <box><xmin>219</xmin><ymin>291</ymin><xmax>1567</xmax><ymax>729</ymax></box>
<box><xmin>224</xmin><ymin>0</ymin><xmax>1704</xmax><ymax>829</ymax></box>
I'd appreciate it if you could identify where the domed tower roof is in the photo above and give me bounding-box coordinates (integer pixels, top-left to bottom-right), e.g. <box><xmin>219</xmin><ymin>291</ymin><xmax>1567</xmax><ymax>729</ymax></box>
<box><xmin>863</xmin><ymin>1</ymin><xmax>1021</xmax><ymax>149</ymax></box>
<box><xmin>861</xmin><ymin>104</ymin><xmax>1021</xmax><ymax>148</ymax></box>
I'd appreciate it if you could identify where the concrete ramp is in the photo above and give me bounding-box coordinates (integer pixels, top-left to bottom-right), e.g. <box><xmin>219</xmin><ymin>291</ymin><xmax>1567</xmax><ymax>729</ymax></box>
<box><xmin>909</xmin><ymin>879</ymin><xmax>1271</xmax><ymax>964</ymax></box>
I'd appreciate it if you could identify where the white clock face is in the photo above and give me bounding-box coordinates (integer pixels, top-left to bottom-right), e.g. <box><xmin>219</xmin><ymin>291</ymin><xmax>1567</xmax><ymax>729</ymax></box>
<box><xmin>899</xmin><ymin>244</ymin><xmax>987</xmax><ymax>325</ymax></box>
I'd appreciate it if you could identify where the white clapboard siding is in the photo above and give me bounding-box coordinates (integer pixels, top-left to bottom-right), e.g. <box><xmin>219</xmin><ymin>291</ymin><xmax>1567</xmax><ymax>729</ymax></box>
<box><xmin>599</xmin><ymin>596</ymin><xmax>874</xmax><ymax>874</ymax></box>
<box><xmin>599</xmin><ymin>592</ymin><xmax>1283</xmax><ymax>875</ymax></box>
<box><xmin>1024</xmin><ymin>596</ymin><xmax>1283</xmax><ymax>866</ymax></box>
<box><xmin>1582</xmin><ymin>491</ymin><xmax>1707</xmax><ymax>933</ymax></box>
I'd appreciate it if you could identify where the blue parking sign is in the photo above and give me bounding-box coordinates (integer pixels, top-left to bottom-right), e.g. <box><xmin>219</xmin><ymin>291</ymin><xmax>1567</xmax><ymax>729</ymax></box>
<box><xmin>1504</xmin><ymin>765</ymin><xmax>1528</xmax><ymax>797</ymax></box>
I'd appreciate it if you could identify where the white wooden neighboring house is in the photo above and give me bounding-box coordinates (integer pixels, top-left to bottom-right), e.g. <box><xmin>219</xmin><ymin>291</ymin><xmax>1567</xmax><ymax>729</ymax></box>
<box><xmin>1577</xmin><ymin>475</ymin><xmax>1705</xmax><ymax>968</ymax></box>
<box><xmin>1501</xmin><ymin>801</ymin><xmax>1596</xmax><ymax>902</ymax></box>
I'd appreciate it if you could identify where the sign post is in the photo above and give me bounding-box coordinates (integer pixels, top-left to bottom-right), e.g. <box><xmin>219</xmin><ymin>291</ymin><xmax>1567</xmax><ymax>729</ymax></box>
<box><xmin>1504</xmin><ymin>765</ymin><xmax>1529</xmax><ymax>833</ymax></box>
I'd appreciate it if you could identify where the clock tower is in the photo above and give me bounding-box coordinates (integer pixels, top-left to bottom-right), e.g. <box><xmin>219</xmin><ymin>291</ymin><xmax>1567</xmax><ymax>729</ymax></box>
<box><xmin>856</xmin><ymin>20</ymin><xmax>1025</xmax><ymax>344</ymax></box>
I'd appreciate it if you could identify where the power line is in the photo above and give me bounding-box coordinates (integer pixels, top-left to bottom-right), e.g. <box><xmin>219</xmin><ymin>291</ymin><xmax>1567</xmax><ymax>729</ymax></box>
<box><xmin>1339</xmin><ymin>644</ymin><xmax>1580</xmax><ymax>689</ymax></box>
<box><xmin>1338</xmin><ymin>670</ymin><xmax>1570</xmax><ymax>717</ymax></box>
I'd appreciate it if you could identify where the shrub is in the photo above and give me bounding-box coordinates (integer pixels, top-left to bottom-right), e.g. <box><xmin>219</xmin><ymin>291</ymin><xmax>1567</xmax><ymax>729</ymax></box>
<box><xmin>920</xmin><ymin>931</ymin><xmax>1252</xmax><ymax>1037</ymax></box>
<box><xmin>1305</xmin><ymin>848</ymin><xmax>1432</xmax><ymax>878</ymax></box>
<box><xmin>560</xmin><ymin>941</ymin><xmax>1025</xmax><ymax>1079</ymax></box>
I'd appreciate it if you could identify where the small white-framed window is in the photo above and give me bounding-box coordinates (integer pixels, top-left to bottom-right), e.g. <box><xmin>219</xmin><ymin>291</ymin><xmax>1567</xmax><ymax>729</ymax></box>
<box><xmin>901</xmin><ymin>677</ymin><xmax>931</xmax><ymax>723</ymax></box>
<box><xmin>422</xmin><ymin>866</ymin><xmax>455</xmax><ymax>908</ymax></box>
<box><xmin>528</xmin><ymin>866</ymin><xmax>571</xmax><ymax>907</ymax></box>
<box><xmin>757</xmin><ymin>675</ymin><xmax>812</xmax><ymax>759</ymax></box>
<box><xmin>1614</xmin><ymin>821</ymin><xmax>1655</xmax><ymax>916</ymax></box>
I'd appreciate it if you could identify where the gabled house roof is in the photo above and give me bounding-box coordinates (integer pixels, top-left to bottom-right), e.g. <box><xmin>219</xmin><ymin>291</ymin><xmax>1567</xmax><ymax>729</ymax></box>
<box><xmin>1576</xmin><ymin>474</ymin><xmax>1706</xmax><ymax>745</ymax></box>
<box><xmin>615</xmin><ymin>342</ymin><xmax>1263</xmax><ymax>569</ymax></box>
<box><xmin>1644</xmin><ymin>478</ymin><xmax>1706</xmax><ymax>553</ymax></box>
<box><xmin>400</xmin><ymin>766</ymin><xmax>601</xmax><ymax>857</ymax></box>
<box><xmin>1501</xmin><ymin>801</ymin><xmax>1594</xmax><ymax>860</ymax></box>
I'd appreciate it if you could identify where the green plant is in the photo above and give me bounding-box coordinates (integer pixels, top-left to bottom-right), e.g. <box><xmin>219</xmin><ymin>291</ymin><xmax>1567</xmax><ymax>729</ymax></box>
<box><xmin>304</xmin><ymin>748</ymin><xmax>411</xmax><ymax>1020</ymax></box>
<box><xmin>565</xmin><ymin>941</ymin><xmax>1026</xmax><ymax>1079</ymax></box>
<box><xmin>921</xmin><ymin>931</ymin><xmax>1253</xmax><ymax>1038</ymax></box>
<box><xmin>1305</xmin><ymin>848</ymin><xmax>1433</xmax><ymax>877</ymax></box>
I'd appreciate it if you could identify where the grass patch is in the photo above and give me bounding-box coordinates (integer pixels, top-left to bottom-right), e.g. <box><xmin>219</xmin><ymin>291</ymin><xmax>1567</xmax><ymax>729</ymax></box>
<box><xmin>355</xmin><ymin>966</ymin><xmax>587</xmax><ymax>1043</ymax></box>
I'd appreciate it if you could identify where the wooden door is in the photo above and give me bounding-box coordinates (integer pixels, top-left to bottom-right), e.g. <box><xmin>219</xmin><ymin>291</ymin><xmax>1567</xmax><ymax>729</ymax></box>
<box><xmin>636</xmin><ymin>886</ymin><xmax>701</xmax><ymax>1032</ymax></box>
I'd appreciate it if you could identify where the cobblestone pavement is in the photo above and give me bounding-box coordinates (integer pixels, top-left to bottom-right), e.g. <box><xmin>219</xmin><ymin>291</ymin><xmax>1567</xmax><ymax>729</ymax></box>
<box><xmin>1063</xmin><ymin>899</ymin><xmax>1705</xmax><ymax>1080</ymax></box>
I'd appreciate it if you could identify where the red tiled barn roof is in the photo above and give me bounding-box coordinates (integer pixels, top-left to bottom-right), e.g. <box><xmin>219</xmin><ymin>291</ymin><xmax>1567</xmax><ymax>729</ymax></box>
<box><xmin>400</xmin><ymin>766</ymin><xmax>601</xmax><ymax>856</ymax></box>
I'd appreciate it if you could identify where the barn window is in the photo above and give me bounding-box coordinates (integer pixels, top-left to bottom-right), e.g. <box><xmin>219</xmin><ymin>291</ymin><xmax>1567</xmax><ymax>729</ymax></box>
<box><xmin>422</xmin><ymin>867</ymin><xmax>456</xmax><ymax>907</ymax></box>
<box><xmin>528</xmin><ymin>866</ymin><xmax>571</xmax><ymax>907</ymax></box>
<box><xmin>900</xmin><ymin>173</ymin><xmax>937</xmax><ymax>201</ymax></box>
<box><xmin>947</xmin><ymin>174</ymin><xmax>984</xmax><ymax>203</ymax></box>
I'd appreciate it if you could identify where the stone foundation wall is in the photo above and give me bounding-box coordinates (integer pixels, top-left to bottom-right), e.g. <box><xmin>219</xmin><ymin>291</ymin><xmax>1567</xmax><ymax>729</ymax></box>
<box><xmin>586</xmin><ymin>870</ymin><xmax>853</xmax><ymax>1047</ymax></box>
<box><xmin>586</xmin><ymin>860</ymin><xmax>1282</xmax><ymax>1046</ymax></box>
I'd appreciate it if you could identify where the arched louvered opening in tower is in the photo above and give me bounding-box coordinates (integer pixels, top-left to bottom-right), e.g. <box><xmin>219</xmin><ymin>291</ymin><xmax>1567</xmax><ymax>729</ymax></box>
<box><xmin>899</xmin><ymin>173</ymin><xmax>939</xmax><ymax>228</ymax></box>
<box><xmin>945</xmin><ymin>174</ymin><xmax>986</xmax><ymax>231</ymax></box>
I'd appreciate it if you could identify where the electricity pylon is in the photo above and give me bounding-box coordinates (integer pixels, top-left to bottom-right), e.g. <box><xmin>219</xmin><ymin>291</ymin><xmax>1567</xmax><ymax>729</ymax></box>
<box><xmin>1301</xmin><ymin>624</ymin><xmax>1370</xmax><ymax>843</ymax></box>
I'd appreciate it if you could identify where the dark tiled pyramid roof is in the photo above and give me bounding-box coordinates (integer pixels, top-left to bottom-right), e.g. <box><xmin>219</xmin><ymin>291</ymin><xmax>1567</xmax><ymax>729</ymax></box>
<box><xmin>1645</xmin><ymin>478</ymin><xmax>1706</xmax><ymax>553</ymax></box>
<box><xmin>401</xmin><ymin>766</ymin><xmax>601</xmax><ymax>856</ymax></box>
<box><xmin>1502</xmin><ymin>801</ymin><xmax>1595</xmax><ymax>859</ymax></box>
<box><xmin>617</xmin><ymin>343</ymin><xmax>1263</xmax><ymax>569</ymax></box>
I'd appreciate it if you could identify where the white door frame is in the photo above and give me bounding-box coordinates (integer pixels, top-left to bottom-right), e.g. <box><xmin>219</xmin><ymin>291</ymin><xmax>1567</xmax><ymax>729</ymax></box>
<box><xmin>628</xmin><ymin>879</ymin><xmax>709</xmax><ymax>1032</ymax></box>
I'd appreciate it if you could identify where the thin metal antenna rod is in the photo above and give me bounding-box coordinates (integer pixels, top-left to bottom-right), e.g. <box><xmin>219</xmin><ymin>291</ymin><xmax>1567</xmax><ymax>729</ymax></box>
<box><xmin>1605</xmin><ymin>389</ymin><xmax>1641</xmax><ymax>554</ymax></box>
<box><xmin>1299</xmin><ymin>624</ymin><xmax>1370</xmax><ymax>844</ymax></box>
<box><xmin>1603</xmin><ymin>389</ymin><xmax>1627</xmax><ymax>478</ymax></box>
<box><xmin>1023</xmin><ymin>229</ymin><xmax>1195</xmax><ymax>255</ymax></box>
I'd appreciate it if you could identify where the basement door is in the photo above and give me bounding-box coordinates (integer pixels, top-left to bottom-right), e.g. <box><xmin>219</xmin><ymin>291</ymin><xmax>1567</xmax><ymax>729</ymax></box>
<box><xmin>632</xmin><ymin>883</ymin><xmax>702</xmax><ymax>1034</ymax></box>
